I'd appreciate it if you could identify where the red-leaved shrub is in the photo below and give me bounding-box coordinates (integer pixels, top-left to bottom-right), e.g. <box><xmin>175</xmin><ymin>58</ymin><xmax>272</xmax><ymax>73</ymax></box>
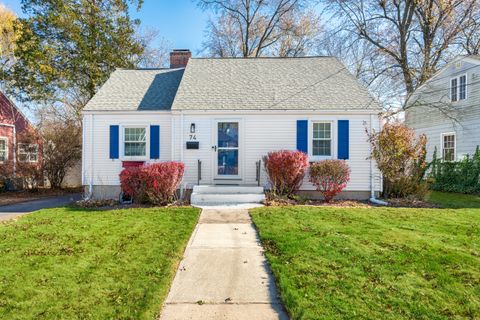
<box><xmin>263</xmin><ymin>150</ymin><xmax>309</xmax><ymax>197</ymax></box>
<box><xmin>141</xmin><ymin>162</ymin><xmax>185</xmax><ymax>205</ymax></box>
<box><xmin>309</xmin><ymin>160</ymin><xmax>350</xmax><ymax>202</ymax></box>
<box><xmin>119</xmin><ymin>162</ymin><xmax>184</xmax><ymax>205</ymax></box>
<box><xmin>119</xmin><ymin>166</ymin><xmax>144</xmax><ymax>202</ymax></box>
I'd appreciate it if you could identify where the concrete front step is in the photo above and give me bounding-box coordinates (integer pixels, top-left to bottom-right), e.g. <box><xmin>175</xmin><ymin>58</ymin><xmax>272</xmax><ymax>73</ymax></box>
<box><xmin>193</xmin><ymin>185</ymin><xmax>264</xmax><ymax>194</ymax></box>
<box><xmin>191</xmin><ymin>185</ymin><xmax>266</xmax><ymax>206</ymax></box>
<box><xmin>191</xmin><ymin>193</ymin><xmax>265</xmax><ymax>206</ymax></box>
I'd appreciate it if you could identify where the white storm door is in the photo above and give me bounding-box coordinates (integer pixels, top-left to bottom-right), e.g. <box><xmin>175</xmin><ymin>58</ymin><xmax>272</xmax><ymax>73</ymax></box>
<box><xmin>214</xmin><ymin>121</ymin><xmax>240</xmax><ymax>179</ymax></box>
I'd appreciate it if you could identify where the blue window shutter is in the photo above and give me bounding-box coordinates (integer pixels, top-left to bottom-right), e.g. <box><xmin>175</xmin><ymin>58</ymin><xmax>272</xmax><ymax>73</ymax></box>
<box><xmin>109</xmin><ymin>125</ymin><xmax>119</xmax><ymax>159</ymax></box>
<box><xmin>150</xmin><ymin>125</ymin><xmax>160</xmax><ymax>159</ymax></box>
<box><xmin>296</xmin><ymin>120</ymin><xmax>308</xmax><ymax>153</ymax></box>
<box><xmin>338</xmin><ymin>120</ymin><xmax>349</xmax><ymax>160</ymax></box>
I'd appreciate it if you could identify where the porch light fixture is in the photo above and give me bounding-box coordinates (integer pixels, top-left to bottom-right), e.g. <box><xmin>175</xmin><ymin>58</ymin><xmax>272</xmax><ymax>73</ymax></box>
<box><xmin>190</xmin><ymin>123</ymin><xmax>196</xmax><ymax>133</ymax></box>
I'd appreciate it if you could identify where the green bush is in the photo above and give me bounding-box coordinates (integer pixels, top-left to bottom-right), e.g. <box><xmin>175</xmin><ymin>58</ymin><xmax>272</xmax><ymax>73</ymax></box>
<box><xmin>430</xmin><ymin>146</ymin><xmax>480</xmax><ymax>194</ymax></box>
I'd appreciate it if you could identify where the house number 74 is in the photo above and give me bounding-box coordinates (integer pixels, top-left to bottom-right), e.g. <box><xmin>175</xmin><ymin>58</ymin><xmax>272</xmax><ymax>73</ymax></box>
<box><xmin>189</xmin><ymin>134</ymin><xmax>196</xmax><ymax>140</ymax></box>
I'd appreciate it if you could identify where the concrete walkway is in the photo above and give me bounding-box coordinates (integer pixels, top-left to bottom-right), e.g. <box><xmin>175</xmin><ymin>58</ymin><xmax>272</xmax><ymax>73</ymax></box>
<box><xmin>0</xmin><ymin>193</ymin><xmax>82</xmax><ymax>221</ymax></box>
<box><xmin>160</xmin><ymin>207</ymin><xmax>288</xmax><ymax>320</ymax></box>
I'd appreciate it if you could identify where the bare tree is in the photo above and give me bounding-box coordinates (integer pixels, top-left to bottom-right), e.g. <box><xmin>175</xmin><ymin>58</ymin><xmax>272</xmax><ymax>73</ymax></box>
<box><xmin>202</xmin><ymin>14</ymin><xmax>244</xmax><ymax>57</ymax></box>
<box><xmin>318</xmin><ymin>30</ymin><xmax>404</xmax><ymax>112</ymax></box>
<box><xmin>199</xmin><ymin>0</ymin><xmax>321</xmax><ymax>57</ymax></box>
<box><xmin>40</xmin><ymin>119</ymin><xmax>82</xmax><ymax>189</ymax></box>
<box><xmin>460</xmin><ymin>6</ymin><xmax>480</xmax><ymax>55</ymax></box>
<box><xmin>325</xmin><ymin>0</ymin><xmax>477</xmax><ymax>107</ymax></box>
<box><xmin>136</xmin><ymin>28</ymin><xmax>172</xmax><ymax>68</ymax></box>
<box><xmin>275</xmin><ymin>10</ymin><xmax>322</xmax><ymax>57</ymax></box>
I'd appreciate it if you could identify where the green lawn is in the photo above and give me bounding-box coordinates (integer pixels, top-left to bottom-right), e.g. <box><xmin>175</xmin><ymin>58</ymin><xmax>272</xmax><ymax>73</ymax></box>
<box><xmin>427</xmin><ymin>190</ymin><xmax>480</xmax><ymax>208</ymax></box>
<box><xmin>251</xmin><ymin>192</ymin><xmax>480</xmax><ymax>319</ymax></box>
<box><xmin>0</xmin><ymin>206</ymin><xmax>200</xmax><ymax>320</ymax></box>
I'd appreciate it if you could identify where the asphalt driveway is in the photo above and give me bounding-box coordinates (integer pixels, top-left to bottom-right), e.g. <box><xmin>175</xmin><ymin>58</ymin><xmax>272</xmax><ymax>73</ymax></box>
<box><xmin>0</xmin><ymin>193</ymin><xmax>82</xmax><ymax>221</ymax></box>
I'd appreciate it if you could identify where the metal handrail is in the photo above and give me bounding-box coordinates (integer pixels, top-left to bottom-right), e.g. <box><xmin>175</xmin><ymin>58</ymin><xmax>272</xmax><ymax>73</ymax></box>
<box><xmin>255</xmin><ymin>160</ymin><xmax>261</xmax><ymax>186</ymax></box>
<box><xmin>197</xmin><ymin>159</ymin><xmax>202</xmax><ymax>185</ymax></box>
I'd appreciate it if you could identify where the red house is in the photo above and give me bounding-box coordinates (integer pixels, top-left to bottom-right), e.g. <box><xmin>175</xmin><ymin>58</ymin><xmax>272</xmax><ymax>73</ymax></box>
<box><xmin>0</xmin><ymin>91</ymin><xmax>42</xmax><ymax>188</ymax></box>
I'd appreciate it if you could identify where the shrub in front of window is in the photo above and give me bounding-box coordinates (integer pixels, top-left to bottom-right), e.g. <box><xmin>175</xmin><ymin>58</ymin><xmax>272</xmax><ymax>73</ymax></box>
<box><xmin>309</xmin><ymin>160</ymin><xmax>350</xmax><ymax>202</ymax></box>
<box><xmin>119</xmin><ymin>166</ymin><xmax>145</xmax><ymax>202</ymax></box>
<box><xmin>120</xmin><ymin>162</ymin><xmax>185</xmax><ymax>205</ymax></box>
<box><xmin>367</xmin><ymin>123</ymin><xmax>428</xmax><ymax>199</ymax></box>
<box><xmin>263</xmin><ymin>150</ymin><xmax>309</xmax><ymax>197</ymax></box>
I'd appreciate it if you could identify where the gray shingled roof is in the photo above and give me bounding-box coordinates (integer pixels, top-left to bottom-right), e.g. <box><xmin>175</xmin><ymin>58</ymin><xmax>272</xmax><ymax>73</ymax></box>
<box><xmin>84</xmin><ymin>57</ymin><xmax>380</xmax><ymax>112</ymax></box>
<box><xmin>172</xmin><ymin>57</ymin><xmax>380</xmax><ymax>111</ymax></box>
<box><xmin>83</xmin><ymin>68</ymin><xmax>184</xmax><ymax>111</ymax></box>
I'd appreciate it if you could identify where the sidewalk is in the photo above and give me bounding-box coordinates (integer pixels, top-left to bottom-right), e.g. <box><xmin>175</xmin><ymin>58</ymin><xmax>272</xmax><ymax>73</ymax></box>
<box><xmin>160</xmin><ymin>207</ymin><xmax>288</xmax><ymax>320</ymax></box>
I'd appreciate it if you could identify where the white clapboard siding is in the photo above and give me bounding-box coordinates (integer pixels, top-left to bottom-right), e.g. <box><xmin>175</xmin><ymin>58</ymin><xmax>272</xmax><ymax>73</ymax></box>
<box><xmin>83</xmin><ymin>112</ymin><xmax>172</xmax><ymax>185</ymax></box>
<box><xmin>83</xmin><ymin>111</ymin><xmax>381</xmax><ymax>192</ymax></box>
<box><xmin>406</xmin><ymin>58</ymin><xmax>480</xmax><ymax>160</ymax></box>
<box><xmin>172</xmin><ymin>112</ymin><xmax>381</xmax><ymax>192</ymax></box>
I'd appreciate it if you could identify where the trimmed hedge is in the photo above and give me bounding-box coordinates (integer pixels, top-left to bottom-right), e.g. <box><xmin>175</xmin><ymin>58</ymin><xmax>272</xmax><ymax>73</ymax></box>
<box><xmin>430</xmin><ymin>146</ymin><xmax>480</xmax><ymax>194</ymax></box>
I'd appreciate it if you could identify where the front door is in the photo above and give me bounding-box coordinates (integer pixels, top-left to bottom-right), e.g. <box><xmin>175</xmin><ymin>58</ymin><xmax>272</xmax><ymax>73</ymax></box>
<box><xmin>214</xmin><ymin>121</ymin><xmax>240</xmax><ymax>179</ymax></box>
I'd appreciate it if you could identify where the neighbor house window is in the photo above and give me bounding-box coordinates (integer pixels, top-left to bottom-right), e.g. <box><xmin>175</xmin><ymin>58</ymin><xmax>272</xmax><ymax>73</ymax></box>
<box><xmin>451</xmin><ymin>75</ymin><xmax>467</xmax><ymax>102</ymax></box>
<box><xmin>0</xmin><ymin>138</ymin><xmax>8</xmax><ymax>163</ymax></box>
<box><xmin>442</xmin><ymin>133</ymin><xmax>455</xmax><ymax>162</ymax></box>
<box><xmin>18</xmin><ymin>144</ymin><xmax>39</xmax><ymax>163</ymax></box>
<box><xmin>124</xmin><ymin>127</ymin><xmax>146</xmax><ymax>157</ymax></box>
<box><xmin>459</xmin><ymin>75</ymin><xmax>467</xmax><ymax>100</ymax></box>
<box><xmin>312</xmin><ymin>122</ymin><xmax>332</xmax><ymax>156</ymax></box>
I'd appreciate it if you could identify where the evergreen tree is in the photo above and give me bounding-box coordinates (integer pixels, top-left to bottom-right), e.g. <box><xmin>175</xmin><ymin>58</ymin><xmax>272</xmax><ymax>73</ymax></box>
<box><xmin>6</xmin><ymin>0</ymin><xmax>144</xmax><ymax>113</ymax></box>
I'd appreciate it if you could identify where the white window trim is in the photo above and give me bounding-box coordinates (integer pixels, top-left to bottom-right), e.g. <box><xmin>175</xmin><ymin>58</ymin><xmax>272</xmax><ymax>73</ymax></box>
<box><xmin>120</xmin><ymin>125</ymin><xmax>149</xmax><ymax>161</ymax></box>
<box><xmin>450</xmin><ymin>74</ymin><xmax>467</xmax><ymax>102</ymax></box>
<box><xmin>308</xmin><ymin>120</ymin><xmax>336</xmax><ymax>161</ymax></box>
<box><xmin>18</xmin><ymin>143</ymin><xmax>39</xmax><ymax>163</ymax></box>
<box><xmin>440</xmin><ymin>132</ymin><xmax>456</xmax><ymax>162</ymax></box>
<box><xmin>0</xmin><ymin>137</ymin><xmax>8</xmax><ymax>163</ymax></box>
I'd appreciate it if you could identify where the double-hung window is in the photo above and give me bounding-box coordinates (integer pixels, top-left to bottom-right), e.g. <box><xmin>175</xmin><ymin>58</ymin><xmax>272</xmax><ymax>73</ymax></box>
<box><xmin>0</xmin><ymin>138</ymin><xmax>7</xmax><ymax>162</ymax></box>
<box><xmin>451</xmin><ymin>75</ymin><xmax>467</xmax><ymax>102</ymax></box>
<box><xmin>312</xmin><ymin>122</ymin><xmax>332</xmax><ymax>157</ymax></box>
<box><xmin>442</xmin><ymin>133</ymin><xmax>455</xmax><ymax>162</ymax></box>
<box><xmin>124</xmin><ymin>127</ymin><xmax>146</xmax><ymax>157</ymax></box>
<box><xmin>18</xmin><ymin>144</ymin><xmax>38</xmax><ymax>163</ymax></box>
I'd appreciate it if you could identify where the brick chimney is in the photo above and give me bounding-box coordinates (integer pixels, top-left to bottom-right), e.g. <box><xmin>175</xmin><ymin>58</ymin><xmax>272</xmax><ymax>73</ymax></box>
<box><xmin>170</xmin><ymin>49</ymin><xmax>191</xmax><ymax>68</ymax></box>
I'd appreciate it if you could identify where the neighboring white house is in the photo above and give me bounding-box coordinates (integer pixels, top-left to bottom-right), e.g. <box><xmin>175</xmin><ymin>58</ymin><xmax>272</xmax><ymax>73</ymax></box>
<box><xmin>82</xmin><ymin>50</ymin><xmax>382</xmax><ymax>200</ymax></box>
<box><xmin>406</xmin><ymin>55</ymin><xmax>480</xmax><ymax>161</ymax></box>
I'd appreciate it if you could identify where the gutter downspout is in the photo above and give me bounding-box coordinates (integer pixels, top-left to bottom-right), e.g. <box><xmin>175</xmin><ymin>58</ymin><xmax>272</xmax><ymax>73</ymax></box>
<box><xmin>369</xmin><ymin>114</ymin><xmax>388</xmax><ymax>206</ymax></box>
<box><xmin>87</xmin><ymin>114</ymin><xmax>94</xmax><ymax>199</ymax></box>
<box><xmin>0</xmin><ymin>124</ymin><xmax>16</xmax><ymax>179</ymax></box>
<box><xmin>179</xmin><ymin>113</ymin><xmax>184</xmax><ymax>199</ymax></box>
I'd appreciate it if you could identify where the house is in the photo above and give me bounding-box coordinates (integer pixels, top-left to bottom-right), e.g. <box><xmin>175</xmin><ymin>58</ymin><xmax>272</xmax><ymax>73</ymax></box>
<box><xmin>405</xmin><ymin>55</ymin><xmax>480</xmax><ymax>161</ymax></box>
<box><xmin>82</xmin><ymin>50</ymin><xmax>382</xmax><ymax>202</ymax></box>
<box><xmin>0</xmin><ymin>91</ymin><xmax>42</xmax><ymax>188</ymax></box>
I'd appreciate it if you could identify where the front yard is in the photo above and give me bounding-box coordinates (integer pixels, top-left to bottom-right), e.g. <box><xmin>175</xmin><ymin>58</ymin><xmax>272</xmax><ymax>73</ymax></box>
<box><xmin>251</xmin><ymin>192</ymin><xmax>480</xmax><ymax>319</ymax></box>
<box><xmin>0</xmin><ymin>206</ymin><xmax>200</xmax><ymax>319</ymax></box>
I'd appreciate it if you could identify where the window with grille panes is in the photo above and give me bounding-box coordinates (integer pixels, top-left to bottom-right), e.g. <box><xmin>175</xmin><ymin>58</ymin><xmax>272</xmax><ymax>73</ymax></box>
<box><xmin>312</xmin><ymin>122</ymin><xmax>332</xmax><ymax>156</ymax></box>
<box><xmin>442</xmin><ymin>134</ymin><xmax>455</xmax><ymax>161</ymax></box>
<box><xmin>124</xmin><ymin>127</ymin><xmax>146</xmax><ymax>157</ymax></box>
<box><xmin>0</xmin><ymin>138</ymin><xmax>7</xmax><ymax>162</ymax></box>
<box><xmin>18</xmin><ymin>144</ymin><xmax>38</xmax><ymax>163</ymax></box>
<box><xmin>451</xmin><ymin>75</ymin><xmax>467</xmax><ymax>102</ymax></box>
